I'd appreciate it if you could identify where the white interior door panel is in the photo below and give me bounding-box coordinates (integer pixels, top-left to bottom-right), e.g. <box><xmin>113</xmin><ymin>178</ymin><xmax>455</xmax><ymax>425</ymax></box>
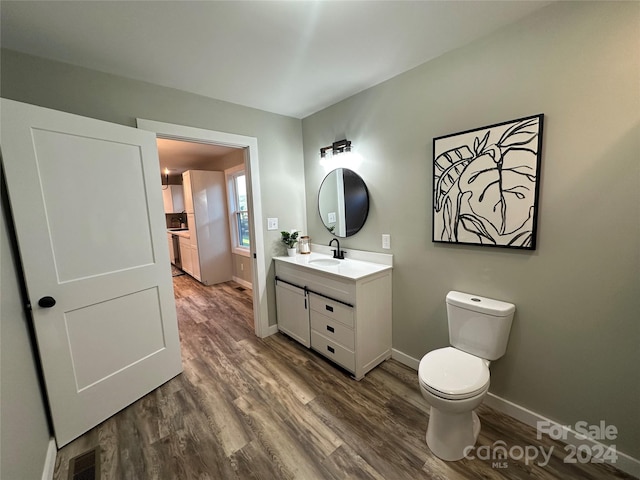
<box><xmin>1</xmin><ymin>99</ymin><xmax>183</xmax><ymax>446</ymax></box>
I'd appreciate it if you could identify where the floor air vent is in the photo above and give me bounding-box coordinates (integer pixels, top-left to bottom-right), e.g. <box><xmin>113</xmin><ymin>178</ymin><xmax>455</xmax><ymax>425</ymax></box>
<box><xmin>68</xmin><ymin>448</ymin><xmax>99</xmax><ymax>480</ymax></box>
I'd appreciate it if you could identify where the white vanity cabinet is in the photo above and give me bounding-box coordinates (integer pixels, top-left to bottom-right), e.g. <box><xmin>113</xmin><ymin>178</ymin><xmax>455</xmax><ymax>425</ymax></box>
<box><xmin>274</xmin><ymin>255</ymin><xmax>392</xmax><ymax>380</ymax></box>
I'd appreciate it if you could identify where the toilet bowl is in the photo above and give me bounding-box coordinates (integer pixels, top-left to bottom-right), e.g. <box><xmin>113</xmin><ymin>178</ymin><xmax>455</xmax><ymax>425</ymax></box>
<box><xmin>419</xmin><ymin>347</ymin><xmax>490</xmax><ymax>460</ymax></box>
<box><xmin>418</xmin><ymin>291</ymin><xmax>515</xmax><ymax>461</ymax></box>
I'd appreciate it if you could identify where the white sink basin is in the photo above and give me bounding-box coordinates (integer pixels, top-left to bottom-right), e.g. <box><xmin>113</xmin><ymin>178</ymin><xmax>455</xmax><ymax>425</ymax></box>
<box><xmin>309</xmin><ymin>258</ymin><xmax>341</xmax><ymax>267</ymax></box>
<box><xmin>276</xmin><ymin>250</ymin><xmax>391</xmax><ymax>280</ymax></box>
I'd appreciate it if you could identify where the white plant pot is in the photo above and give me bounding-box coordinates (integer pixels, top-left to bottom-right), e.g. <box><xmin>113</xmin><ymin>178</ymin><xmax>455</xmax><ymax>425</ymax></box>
<box><xmin>287</xmin><ymin>247</ymin><xmax>297</xmax><ymax>257</ymax></box>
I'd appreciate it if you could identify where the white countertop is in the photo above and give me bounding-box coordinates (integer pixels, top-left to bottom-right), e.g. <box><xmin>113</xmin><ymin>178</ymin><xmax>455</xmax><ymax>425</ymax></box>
<box><xmin>274</xmin><ymin>252</ymin><xmax>392</xmax><ymax>280</ymax></box>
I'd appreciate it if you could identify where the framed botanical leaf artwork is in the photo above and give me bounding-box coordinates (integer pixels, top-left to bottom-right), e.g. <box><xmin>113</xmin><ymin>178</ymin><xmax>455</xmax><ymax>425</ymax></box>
<box><xmin>432</xmin><ymin>114</ymin><xmax>544</xmax><ymax>250</ymax></box>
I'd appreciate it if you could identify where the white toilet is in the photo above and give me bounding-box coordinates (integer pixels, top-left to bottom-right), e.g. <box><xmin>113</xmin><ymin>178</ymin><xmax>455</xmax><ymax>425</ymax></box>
<box><xmin>418</xmin><ymin>291</ymin><xmax>515</xmax><ymax>461</ymax></box>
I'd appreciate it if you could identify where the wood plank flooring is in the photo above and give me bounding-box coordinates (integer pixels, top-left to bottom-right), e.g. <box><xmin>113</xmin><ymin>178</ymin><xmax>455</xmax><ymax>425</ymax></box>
<box><xmin>53</xmin><ymin>273</ymin><xmax>634</xmax><ymax>480</ymax></box>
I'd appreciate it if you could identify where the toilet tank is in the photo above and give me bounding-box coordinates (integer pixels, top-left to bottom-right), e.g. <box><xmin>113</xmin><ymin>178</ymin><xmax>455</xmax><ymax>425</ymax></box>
<box><xmin>446</xmin><ymin>291</ymin><xmax>515</xmax><ymax>361</ymax></box>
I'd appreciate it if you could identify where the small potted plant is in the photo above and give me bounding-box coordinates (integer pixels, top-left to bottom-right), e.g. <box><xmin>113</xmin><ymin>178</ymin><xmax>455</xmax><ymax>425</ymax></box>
<box><xmin>281</xmin><ymin>230</ymin><xmax>299</xmax><ymax>256</ymax></box>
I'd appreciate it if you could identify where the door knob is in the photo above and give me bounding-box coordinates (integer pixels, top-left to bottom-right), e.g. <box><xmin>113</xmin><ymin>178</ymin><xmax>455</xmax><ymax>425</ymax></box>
<box><xmin>38</xmin><ymin>296</ymin><xmax>56</xmax><ymax>308</ymax></box>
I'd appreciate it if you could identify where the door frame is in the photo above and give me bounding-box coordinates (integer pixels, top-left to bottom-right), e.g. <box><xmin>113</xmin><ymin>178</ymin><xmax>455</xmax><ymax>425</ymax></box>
<box><xmin>136</xmin><ymin>119</ymin><xmax>269</xmax><ymax>338</ymax></box>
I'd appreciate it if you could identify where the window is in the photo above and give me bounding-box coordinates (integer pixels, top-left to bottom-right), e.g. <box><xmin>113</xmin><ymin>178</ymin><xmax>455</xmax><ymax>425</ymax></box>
<box><xmin>226</xmin><ymin>165</ymin><xmax>250</xmax><ymax>255</ymax></box>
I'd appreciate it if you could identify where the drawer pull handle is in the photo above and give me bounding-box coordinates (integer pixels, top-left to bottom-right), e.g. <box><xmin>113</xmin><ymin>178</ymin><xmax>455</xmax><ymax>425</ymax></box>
<box><xmin>327</xmin><ymin>346</ymin><xmax>335</xmax><ymax>354</ymax></box>
<box><xmin>326</xmin><ymin>325</ymin><xmax>335</xmax><ymax>333</ymax></box>
<box><xmin>325</xmin><ymin>305</ymin><xmax>334</xmax><ymax>312</ymax></box>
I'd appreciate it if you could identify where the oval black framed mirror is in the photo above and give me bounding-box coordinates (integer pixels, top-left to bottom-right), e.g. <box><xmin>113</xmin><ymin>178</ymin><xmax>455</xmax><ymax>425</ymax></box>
<box><xmin>318</xmin><ymin>168</ymin><xmax>369</xmax><ymax>237</ymax></box>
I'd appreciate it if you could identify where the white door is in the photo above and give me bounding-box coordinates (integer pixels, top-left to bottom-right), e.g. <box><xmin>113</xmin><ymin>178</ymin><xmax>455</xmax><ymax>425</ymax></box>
<box><xmin>1</xmin><ymin>99</ymin><xmax>183</xmax><ymax>447</ymax></box>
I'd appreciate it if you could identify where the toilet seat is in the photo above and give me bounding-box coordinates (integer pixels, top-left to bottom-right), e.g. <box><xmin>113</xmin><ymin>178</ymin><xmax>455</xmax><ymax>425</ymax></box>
<box><xmin>419</xmin><ymin>347</ymin><xmax>490</xmax><ymax>400</ymax></box>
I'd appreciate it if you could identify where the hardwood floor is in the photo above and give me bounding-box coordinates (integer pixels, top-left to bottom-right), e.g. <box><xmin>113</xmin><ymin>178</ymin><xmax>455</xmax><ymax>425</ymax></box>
<box><xmin>53</xmin><ymin>273</ymin><xmax>634</xmax><ymax>480</ymax></box>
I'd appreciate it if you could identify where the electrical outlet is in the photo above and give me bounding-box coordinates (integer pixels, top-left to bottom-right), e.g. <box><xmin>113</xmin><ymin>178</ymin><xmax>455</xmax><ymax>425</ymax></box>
<box><xmin>382</xmin><ymin>234</ymin><xmax>391</xmax><ymax>249</ymax></box>
<box><xmin>267</xmin><ymin>218</ymin><xmax>278</xmax><ymax>230</ymax></box>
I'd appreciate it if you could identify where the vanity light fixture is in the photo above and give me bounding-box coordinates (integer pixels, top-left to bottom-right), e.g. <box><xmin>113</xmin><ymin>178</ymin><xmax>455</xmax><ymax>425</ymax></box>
<box><xmin>320</xmin><ymin>139</ymin><xmax>351</xmax><ymax>158</ymax></box>
<box><xmin>319</xmin><ymin>138</ymin><xmax>362</xmax><ymax>172</ymax></box>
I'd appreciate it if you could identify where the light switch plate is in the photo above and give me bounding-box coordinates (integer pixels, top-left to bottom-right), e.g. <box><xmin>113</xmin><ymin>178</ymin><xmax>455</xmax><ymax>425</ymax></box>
<box><xmin>382</xmin><ymin>234</ymin><xmax>391</xmax><ymax>249</ymax></box>
<box><xmin>267</xmin><ymin>218</ymin><xmax>278</xmax><ymax>230</ymax></box>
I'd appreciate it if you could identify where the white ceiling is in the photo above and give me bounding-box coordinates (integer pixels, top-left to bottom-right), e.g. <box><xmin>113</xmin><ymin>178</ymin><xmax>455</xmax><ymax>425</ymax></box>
<box><xmin>1</xmin><ymin>1</ymin><xmax>552</xmax><ymax>119</ymax></box>
<box><xmin>157</xmin><ymin>138</ymin><xmax>240</xmax><ymax>175</ymax></box>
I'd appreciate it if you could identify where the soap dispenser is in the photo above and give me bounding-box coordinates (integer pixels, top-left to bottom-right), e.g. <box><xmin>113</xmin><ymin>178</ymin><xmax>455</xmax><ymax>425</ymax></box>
<box><xmin>299</xmin><ymin>236</ymin><xmax>311</xmax><ymax>254</ymax></box>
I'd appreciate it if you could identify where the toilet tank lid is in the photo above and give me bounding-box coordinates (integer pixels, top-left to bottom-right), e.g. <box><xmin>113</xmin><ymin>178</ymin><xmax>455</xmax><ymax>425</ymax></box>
<box><xmin>446</xmin><ymin>291</ymin><xmax>515</xmax><ymax>317</ymax></box>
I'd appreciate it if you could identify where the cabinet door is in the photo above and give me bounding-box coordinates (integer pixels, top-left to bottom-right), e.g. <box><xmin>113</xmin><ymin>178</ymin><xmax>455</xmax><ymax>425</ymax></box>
<box><xmin>179</xmin><ymin>237</ymin><xmax>193</xmax><ymax>275</ymax></box>
<box><xmin>161</xmin><ymin>185</ymin><xmax>185</xmax><ymax>214</ymax></box>
<box><xmin>162</xmin><ymin>188</ymin><xmax>174</xmax><ymax>213</ymax></box>
<box><xmin>167</xmin><ymin>234</ymin><xmax>175</xmax><ymax>264</ymax></box>
<box><xmin>171</xmin><ymin>185</ymin><xmax>185</xmax><ymax>213</ymax></box>
<box><xmin>187</xmin><ymin>213</ymin><xmax>197</xmax><ymax>246</ymax></box>
<box><xmin>190</xmin><ymin>245</ymin><xmax>201</xmax><ymax>281</ymax></box>
<box><xmin>275</xmin><ymin>281</ymin><xmax>310</xmax><ymax>347</ymax></box>
<box><xmin>182</xmin><ymin>171</ymin><xmax>194</xmax><ymax>213</ymax></box>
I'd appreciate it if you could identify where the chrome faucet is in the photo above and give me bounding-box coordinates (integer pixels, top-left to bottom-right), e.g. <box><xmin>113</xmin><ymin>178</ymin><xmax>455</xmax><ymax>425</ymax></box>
<box><xmin>329</xmin><ymin>238</ymin><xmax>345</xmax><ymax>259</ymax></box>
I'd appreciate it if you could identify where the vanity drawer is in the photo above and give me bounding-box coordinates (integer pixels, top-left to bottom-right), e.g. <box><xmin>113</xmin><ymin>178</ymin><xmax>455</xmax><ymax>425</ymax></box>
<box><xmin>309</xmin><ymin>294</ymin><xmax>354</xmax><ymax>328</ymax></box>
<box><xmin>310</xmin><ymin>311</ymin><xmax>354</xmax><ymax>350</ymax></box>
<box><xmin>311</xmin><ymin>330</ymin><xmax>355</xmax><ymax>372</ymax></box>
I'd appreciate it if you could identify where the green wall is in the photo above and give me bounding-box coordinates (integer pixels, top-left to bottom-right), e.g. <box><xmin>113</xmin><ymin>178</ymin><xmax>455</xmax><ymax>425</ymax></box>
<box><xmin>302</xmin><ymin>1</ymin><xmax>639</xmax><ymax>458</ymax></box>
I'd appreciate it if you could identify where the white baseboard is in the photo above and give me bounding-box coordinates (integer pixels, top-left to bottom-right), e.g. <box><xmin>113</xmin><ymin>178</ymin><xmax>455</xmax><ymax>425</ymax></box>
<box><xmin>264</xmin><ymin>323</ymin><xmax>279</xmax><ymax>337</ymax></box>
<box><xmin>483</xmin><ymin>393</ymin><xmax>640</xmax><ymax>478</ymax></box>
<box><xmin>41</xmin><ymin>438</ymin><xmax>56</xmax><ymax>480</ymax></box>
<box><xmin>391</xmin><ymin>349</ymin><xmax>640</xmax><ymax>479</ymax></box>
<box><xmin>232</xmin><ymin>276</ymin><xmax>253</xmax><ymax>290</ymax></box>
<box><xmin>392</xmin><ymin>348</ymin><xmax>420</xmax><ymax>370</ymax></box>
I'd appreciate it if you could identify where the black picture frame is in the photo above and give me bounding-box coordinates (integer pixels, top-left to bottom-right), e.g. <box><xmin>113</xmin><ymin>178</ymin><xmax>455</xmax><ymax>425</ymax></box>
<box><xmin>432</xmin><ymin>114</ymin><xmax>544</xmax><ymax>250</ymax></box>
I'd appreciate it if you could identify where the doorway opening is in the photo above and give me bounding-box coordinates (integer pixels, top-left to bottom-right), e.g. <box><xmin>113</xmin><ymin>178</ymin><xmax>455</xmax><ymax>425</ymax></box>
<box><xmin>136</xmin><ymin>118</ymin><xmax>270</xmax><ymax>338</ymax></box>
<box><xmin>157</xmin><ymin>137</ymin><xmax>255</xmax><ymax>324</ymax></box>
<box><xmin>157</xmin><ymin>138</ymin><xmax>253</xmax><ymax>289</ymax></box>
